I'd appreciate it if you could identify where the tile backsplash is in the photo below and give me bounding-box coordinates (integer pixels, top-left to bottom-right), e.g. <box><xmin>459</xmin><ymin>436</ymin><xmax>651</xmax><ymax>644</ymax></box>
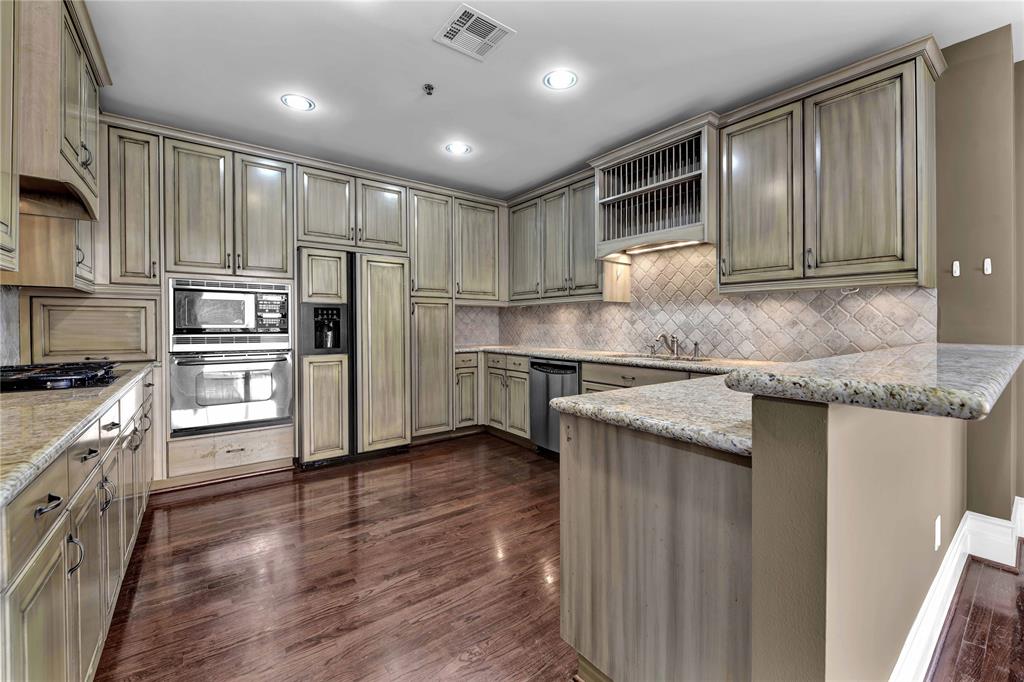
<box><xmin>457</xmin><ymin>244</ymin><xmax>937</xmax><ymax>362</ymax></box>
<box><xmin>454</xmin><ymin>305</ymin><xmax>500</xmax><ymax>346</ymax></box>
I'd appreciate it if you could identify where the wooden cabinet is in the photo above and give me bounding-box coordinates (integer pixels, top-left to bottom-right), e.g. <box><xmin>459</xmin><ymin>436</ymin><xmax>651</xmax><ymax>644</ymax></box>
<box><xmin>357</xmin><ymin>254</ymin><xmax>411</xmax><ymax>452</ymax></box>
<box><xmin>1</xmin><ymin>215</ymin><xmax>96</xmax><ymax>292</ymax></box>
<box><xmin>164</xmin><ymin>138</ymin><xmax>233</xmax><ymax>275</ymax></box>
<box><xmin>301</xmin><ymin>355</ymin><xmax>350</xmax><ymax>464</ymax></box>
<box><xmin>719</xmin><ymin>103</ymin><xmax>804</xmax><ymax>286</ymax></box>
<box><xmin>29</xmin><ymin>296</ymin><xmax>157</xmax><ymax>363</ymax></box>
<box><xmin>4</xmin><ymin>517</ymin><xmax>71</xmax><ymax>682</ymax></box>
<box><xmin>297</xmin><ymin>165</ymin><xmax>355</xmax><ymax>246</ymax></box>
<box><xmin>0</xmin><ymin>0</ymin><xmax>17</xmax><ymax>272</ymax></box>
<box><xmin>486</xmin><ymin>368</ymin><xmax>507</xmax><ymax>430</ymax></box>
<box><xmin>108</xmin><ymin>127</ymin><xmax>160</xmax><ymax>284</ymax></box>
<box><xmin>505</xmin><ymin>371</ymin><xmax>530</xmax><ymax>439</ymax></box>
<box><xmin>409</xmin><ymin>189</ymin><xmax>452</xmax><ymax>297</ymax></box>
<box><xmin>356</xmin><ymin>179</ymin><xmax>407</xmax><ymax>252</ymax></box>
<box><xmin>509</xmin><ymin>200</ymin><xmax>541</xmax><ymax>299</ymax></box>
<box><xmin>454</xmin><ymin>366</ymin><xmax>478</xmax><ymax>427</ymax></box>
<box><xmin>300</xmin><ymin>246</ymin><xmax>347</xmax><ymax>304</ymax></box>
<box><xmin>117</xmin><ymin>427</ymin><xmax>135</xmax><ymax>566</ymax></box>
<box><xmin>66</xmin><ymin>466</ymin><xmax>105</xmax><ymax>682</ymax></box>
<box><xmin>100</xmin><ymin>449</ymin><xmax>122</xmax><ymax>615</ymax></box>
<box><xmin>581</xmin><ymin>362</ymin><xmax>689</xmax><ymax>388</ymax></box>
<box><xmin>803</xmin><ymin>62</ymin><xmax>917</xmax><ymax>279</ymax></box>
<box><xmin>75</xmin><ymin>219</ymin><xmax>94</xmax><ymax>283</ymax></box>
<box><xmin>484</xmin><ymin>358</ymin><xmax>530</xmax><ymax>438</ymax></box>
<box><xmin>166</xmin><ymin>425</ymin><xmax>293</xmax><ymax>478</ymax></box>
<box><xmin>234</xmin><ymin>154</ymin><xmax>293</xmax><ymax>278</ymax></box>
<box><xmin>454</xmin><ymin>199</ymin><xmax>499</xmax><ymax>300</ymax></box>
<box><xmin>568</xmin><ymin>179</ymin><xmax>600</xmax><ymax>295</ymax></box>
<box><xmin>412</xmin><ymin>298</ymin><xmax>453</xmax><ymax>436</ymax></box>
<box><xmin>541</xmin><ymin>189</ymin><xmax>570</xmax><ymax>297</ymax></box>
<box><xmin>17</xmin><ymin>0</ymin><xmax>107</xmax><ymax>219</ymax></box>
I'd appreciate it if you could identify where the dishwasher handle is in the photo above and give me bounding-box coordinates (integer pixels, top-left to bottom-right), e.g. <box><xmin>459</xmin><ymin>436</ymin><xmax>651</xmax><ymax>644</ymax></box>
<box><xmin>530</xmin><ymin>362</ymin><xmax>578</xmax><ymax>375</ymax></box>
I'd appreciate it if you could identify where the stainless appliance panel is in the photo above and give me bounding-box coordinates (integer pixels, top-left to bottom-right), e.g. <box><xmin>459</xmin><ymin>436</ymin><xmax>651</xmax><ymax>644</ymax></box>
<box><xmin>169</xmin><ymin>352</ymin><xmax>293</xmax><ymax>435</ymax></box>
<box><xmin>529</xmin><ymin>359</ymin><xmax>580</xmax><ymax>453</ymax></box>
<box><xmin>170</xmin><ymin>278</ymin><xmax>291</xmax><ymax>353</ymax></box>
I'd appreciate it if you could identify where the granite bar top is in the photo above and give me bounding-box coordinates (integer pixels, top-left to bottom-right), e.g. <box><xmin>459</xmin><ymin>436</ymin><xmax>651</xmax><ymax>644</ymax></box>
<box><xmin>550</xmin><ymin>375</ymin><xmax>753</xmax><ymax>456</ymax></box>
<box><xmin>0</xmin><ymin>362</ymin><xmax>156</xmax><ymax>507</ymax></box>
<box><xmin>725</xmin><ymin>343</ymin><xmax>1024</xmax><ymax>420</ymax></box>
<box><xmin>455</xmin><ymin>344</ymin><xmax>775</xmax><ymax>376</ymax></box>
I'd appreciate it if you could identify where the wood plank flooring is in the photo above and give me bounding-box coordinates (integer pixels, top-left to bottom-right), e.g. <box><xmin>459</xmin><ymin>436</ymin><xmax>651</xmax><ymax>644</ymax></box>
<box><xmin>95</xmin><ymin>434</ymin><xmax>577</xmax><ymax>681</ymax></box>
<box><xmin>928</xmin><ymin>541</ymin><xmax>1024</xmax><ymax>681</ymax></box>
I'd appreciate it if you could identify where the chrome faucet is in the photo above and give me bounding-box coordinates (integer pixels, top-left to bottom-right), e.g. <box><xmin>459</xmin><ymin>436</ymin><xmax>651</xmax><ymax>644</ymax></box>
<box><xmin>691</xmin><ymin>341</ymin><xmax>701</xmax><ymax>360</ymax></box>
<box><xmin>656</xmin><ymin>333</ymin><xmax>680</xmax><ymax>357</ymax></box>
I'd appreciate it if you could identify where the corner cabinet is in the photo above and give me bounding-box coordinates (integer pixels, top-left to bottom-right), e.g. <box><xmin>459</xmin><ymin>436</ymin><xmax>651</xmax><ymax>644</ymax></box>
<box><xmin>0</xmin><ymin>0</ymin><xmax>18</xmax><ymax>271</ymax></box>
<box><xmin>454</xmin><ymin>199</ymin><xmax>499</xmax><ymax>301</ymax></box>
<box><xmin>108</xmin><ymin>127</ymin><xmax>160</xmax><ymax>284</ymax></box>
<box><xmin>357</xmin><ymin>254</ymin><xmax>411</xmax><ymax>452</ymax></box>
<box><xmin>718</xmin><ymin>39</ymin><xmax>942</xmax><ymax>293</ymax></box>
<box><xmin>411</xmin><ymin>298</ymin><xmax>453</xmax><ymax>436</ymax></box>
<box><xmin>409</xmin><ymin>190</ymin><xmax>452</xmax><ymax>297</ymax></box>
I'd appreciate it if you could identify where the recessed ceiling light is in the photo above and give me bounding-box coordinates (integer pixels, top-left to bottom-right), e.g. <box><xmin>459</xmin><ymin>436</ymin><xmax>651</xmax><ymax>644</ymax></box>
<box><xmin>444</xmin><ymin>141</ymin><xmax>472</xmax><ymax>155</ymax></box>
<box><xmin>280</xmin><ymin>93</ymin><xmax>316</xmax><ymax>111</ymax></box>
<box><xmin>543</xmin><ymin>69</ymin><xmax>577</xmax><ymax>90</ymax></box>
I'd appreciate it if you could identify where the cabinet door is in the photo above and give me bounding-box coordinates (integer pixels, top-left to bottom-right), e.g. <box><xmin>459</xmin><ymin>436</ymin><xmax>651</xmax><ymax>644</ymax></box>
<box><xmin>506</xmin><ymin>371</ymin><xmax>530</xmax><ymax>439</ymax></box>
<box><xmin>357</xmin><ymin>254</ymin><xmax>411</xmax><ymax>452</ymax></box>
<box><xmin>119</xmin><ymin>428</ymin><xmax>137</xmax><ymax>560</ymax></box>
<box><xmin>541</xmin><ymin>189</ymin><xmax>570</xmax><ymax>296</ymax></box>
<box><xmin>234</xmin><ymin>154</ymin><xmax>293</xmax><ymax>278</ymax></box>
<box><xmin>509</xmin><ymin>200</ymin><xmax>541</xmax><ymax>300</ymax></box>
<box><xmin>412</xmin><ymin>298</ymin><xmax>453</xmax><ymax>436</ymax></box>
<box><xmin>301</xmin><ymin>354</ymin><xmax>349</xmax><ymax>463</ymax></box>
<box><xmin>454</xmin><ymin>199</ymin><xmax>499</xmax><ymax>300</ymax></box>
<box><xmin>108</xmin><ymin>128</ymin><xmax>160</xmax><ymax>284</ymax></box>
<box><xmin>74</xmin><ymin>219</ymin><xmax>94</xmax><ymax>283</ymax></box>
<box><xmin>568</xmin><ymin>179</ymin><xmax>600</xmax><ymax>295</ymax></box>
<box><xmin>78</xmin><ymin>60</ymin><xmax>99</xmax><ymax>191</ymax></box>
<box><xmin>804</xmin><ymin>62</ymin><xmax>917</xmax><ymax>278</ymax></box>
<box><xmin>0</xmin><ymin>0</ymin><xmax>17</xmax><ymax>270</ymax></box>
<box><xmin>300</xmin><ymin>246</ymin><xmax>347</xmax><ymax>304</ymax></box>
<box><xmin>59</xmin><ymin>12</ymin><xmax>82</xmax><ymax>174</ymax></box>
<box><xmin>5</xmin><ymin>517</ymin><xmax>71</xmax><ymax>682</ymax></box>
<box><xmin>101</xmin><ymin>452</ymin><xmax>123</xmax><ymax>615</ymax></box>
<box><xmin>133</xmin><ymin>424</ymin><xmax>145</xmax><ymax>527</ymax></box>
<box><xmin>719</xmin><ymin>102</ymin><xmax>803</xmax><ymax>284</ymax></box>
<box><xmin>164</xmin><ymin>139</ymin><xmax>233</xmax><ymax>274</ymax></box>
<box><xmin>409</xmin><ymin>190</ymin><xmax>452</xmax><ymax>297</ymax></box>
<box><xmin>486</xmin><ymin>369</ymin><xmax>506</xmax><ymax>430</ymax></box>
<box><xmin>356</xmin><ymin>179</ymin><xmax>407</xmax><ymax>252</ymax></box>
<box><xmin>454</xmin><ymin>367</ymin><xmax>478</xmax><ymax>427</ymax></box>
<box><xmin>67</xmin><ymin>466</ymin><xmax>105</xmax><ymax>682</ymax></box>
<box><xmin>297</xmin><ymin>165</ymin><xmax>355</xmax><ymax>245</ymax></box>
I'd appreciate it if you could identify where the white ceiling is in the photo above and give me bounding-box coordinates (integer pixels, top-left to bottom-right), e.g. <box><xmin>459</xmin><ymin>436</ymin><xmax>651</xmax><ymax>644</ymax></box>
<box><xmin>87</xmin><ymin>1</ymin><xmax>1023</xmax><ymax>200</ymax></box>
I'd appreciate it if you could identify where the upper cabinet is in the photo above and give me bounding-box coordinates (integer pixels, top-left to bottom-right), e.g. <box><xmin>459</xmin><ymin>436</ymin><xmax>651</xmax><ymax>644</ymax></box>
<box><xmin>540</xmin><ymin>189</ymin><xmax>570</xmax><ymax>297</ymax></box>
<box><xmin>509</xmin><ymin>200</ymin><xmax>540</xmax><ymax>300</ymax></box>
<box><xmin>234</xmin><ymin>154</ymin><xmax>293</xmax><ymax>278</ymax></box>
<box><xmin>717</xmin><ymin>37</ymin><xmax>944</xmax><ymax>293</ymax></box>
<box><xmin>17</xmin><ymin>0</ymin><xmax>111</xmax><ymax>221</ymax></box>
<box><xmin>568</xmin><ymin>179</ymin><xmax>600</xmax><ymax>294</ymax></box>
<box><xmin>108</xmin><ymin>127</ymin><xmax>159</xmax><ymax>285</ymax></box>
<box><xmin>0</xmin><ymin>0</ymin><xmax>18</xmax><ymax>271</ymax></box>
<box><xmin>454</xmin><ymin>198</ymin><xmax>499</xmax><ymax>301</ymax></box>
<box><xmin>409</xmin><ymin>189</ymin><xmax>452</xmax><ymax>297</ymax></box>
<box><xmin>297</xmin><ymin>165</ymin><xmax>355</xmax><ymax>246</ymax></box>
<box><xmin>356</xmin><ymin>179</ymin><xmax>407</xmax><ymax>252</ymax></box>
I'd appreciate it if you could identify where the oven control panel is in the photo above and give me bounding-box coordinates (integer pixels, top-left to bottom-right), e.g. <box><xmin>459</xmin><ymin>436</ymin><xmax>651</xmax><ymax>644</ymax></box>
<box><xmin>256</xmin><ymin>293</ymin><xmax>289</xmax><ymax>334</ymax></box>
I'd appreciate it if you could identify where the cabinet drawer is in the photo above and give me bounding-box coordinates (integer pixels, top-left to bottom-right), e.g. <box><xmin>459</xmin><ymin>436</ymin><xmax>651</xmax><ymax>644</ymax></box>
<box><xmin>582</xmin><ymin>380</ymin><xmax>620</xmax><ymax>394</ymax></box>
<box><xmin>455</xmin><ymin>353</ymin><xmax>478</xmax><ymax>369</ymax></box>
<box><xmin>3</xmin><ymin>452</ymin><xmax>70</xmax><ymax>584</ymax></box>
<box><xmin>506</xmin><ymin>355</ymin><xmax>529</xmax><ymax>372</ymax></box>
<box><xmin>167</xmin><ymin>426</ymin><xmax>294</xmax><ymax>478</ymax></box>
<box><xmin>485</xmin><ymin>353</ymin><xmax>507</xmax><ymax>369</ymax></box>
<box><xmin>581</xmin><ymin>362</ymin><xmax>688</xmax><ymax>388</ymax></box>
<box><xmin>67</xmin><ymin>420</ymin><xmax>102</xmax><ymax>496</ymax></box>
<box><xmin>97</xmin><ymin>403</ymin><xmax>121</xmax><ymax>456</ymax></box>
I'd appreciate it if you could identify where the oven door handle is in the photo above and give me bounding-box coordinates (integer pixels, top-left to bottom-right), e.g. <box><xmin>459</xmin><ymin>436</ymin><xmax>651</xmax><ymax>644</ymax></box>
<box><xmin>173</xmin><ymin>356</ymin><xmax>289</xmax><ymax>366</ymax></box>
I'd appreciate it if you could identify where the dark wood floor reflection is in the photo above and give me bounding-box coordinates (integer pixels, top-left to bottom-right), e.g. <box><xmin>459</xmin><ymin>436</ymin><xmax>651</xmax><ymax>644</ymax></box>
<box><xmin>95</xmin><ymin>434</ymin><xmax>577</xmax><ymax>681</ymax></box>
<box><xmin>929</xmin><ymin>542</ymin><xmax>1024</xmax><ymax>681</ymax></box>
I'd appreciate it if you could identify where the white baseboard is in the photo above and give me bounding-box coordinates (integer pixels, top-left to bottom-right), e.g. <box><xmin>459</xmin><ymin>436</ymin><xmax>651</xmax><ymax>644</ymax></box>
<box><xmin>890</xmin><ymin>498</ymin><xmax>1023</xmax><ymax>681</ymax></box>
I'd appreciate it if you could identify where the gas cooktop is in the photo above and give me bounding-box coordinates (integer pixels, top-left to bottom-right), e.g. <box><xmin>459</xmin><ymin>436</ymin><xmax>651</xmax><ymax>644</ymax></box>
<box><xmin>0</xmin><ymin>362</ymin><xmax>119</xmax><ymax>392</ymax></box>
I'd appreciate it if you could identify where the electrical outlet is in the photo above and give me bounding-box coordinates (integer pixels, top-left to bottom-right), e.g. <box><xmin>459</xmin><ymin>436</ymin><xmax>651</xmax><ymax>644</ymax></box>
<box><xmin>934</xmin><ymin>515</ymin><xmax>942</xmax><ymax>551</ymax></box>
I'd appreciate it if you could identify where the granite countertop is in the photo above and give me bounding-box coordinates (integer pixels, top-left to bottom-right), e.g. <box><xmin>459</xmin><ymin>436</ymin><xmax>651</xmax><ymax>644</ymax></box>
<box><xmin>550</xmin><ymin>375</ymin><xmax>753</xmax><ymax>456</ymax></box>
<box><xmin>0</xmin><ymin>362</ymin><xmax>156</xmax><ymax>506</ymax></box>
<box><xmin>455</xmin><ymin>344</ymin><xmax>776</xmax><ymax>375</ymax></box>
<box><xmin>725</xmin><ymin>343</ymin><xmax>1024</xmax><ymax>420</ymax></box>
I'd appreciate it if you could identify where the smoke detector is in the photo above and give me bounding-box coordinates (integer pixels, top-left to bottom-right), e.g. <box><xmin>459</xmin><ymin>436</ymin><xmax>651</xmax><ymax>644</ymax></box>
<box><xmin>433</xmin><ymin>4</ymin><xmax>516</xmax><ymax>61</ymax></box>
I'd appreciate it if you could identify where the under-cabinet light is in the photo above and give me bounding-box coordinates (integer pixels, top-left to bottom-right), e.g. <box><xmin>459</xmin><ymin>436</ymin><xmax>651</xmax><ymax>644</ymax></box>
<box><xmin>624</xmin><ymin>240</ymin><xmax>700</xmax><ymax>255</ymax></box>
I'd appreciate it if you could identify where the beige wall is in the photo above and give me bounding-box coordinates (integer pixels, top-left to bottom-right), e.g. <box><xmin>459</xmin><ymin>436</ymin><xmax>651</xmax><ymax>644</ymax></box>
<box><xmin>1015</xmin><ymin>61</ymin><xmax>1024</xmax><ymax>497</ymax></box>
<box><xmin>935</xmin><ymin>25</ymin><xmax>1019</xmax><ymax>518</ymax></box>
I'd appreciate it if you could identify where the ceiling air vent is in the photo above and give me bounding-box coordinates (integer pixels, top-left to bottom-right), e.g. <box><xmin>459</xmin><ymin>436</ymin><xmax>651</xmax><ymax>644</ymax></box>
<box><xmin>433</xmin><ymin>4</ymin><xmax>515</xmax><ymax>61</ymax></box>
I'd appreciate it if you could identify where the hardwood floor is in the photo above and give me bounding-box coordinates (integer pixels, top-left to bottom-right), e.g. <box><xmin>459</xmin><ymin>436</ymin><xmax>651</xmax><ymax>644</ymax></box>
<box><xmin>95</xmin><ymin>434</ymin><xmax>577</xmax><ymax>681</ymax></box>
<box><xmin>928</xmin><ymin>542</ymin><xmax>1024</xmax><ymax>681</ymax></box>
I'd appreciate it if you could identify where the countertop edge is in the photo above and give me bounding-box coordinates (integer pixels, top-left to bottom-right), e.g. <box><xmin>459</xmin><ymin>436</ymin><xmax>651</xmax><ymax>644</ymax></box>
<box><xmin>454</xmin><ymin>345</ymin><xmax>772</xmax><ymax>375</ymax></box>
<box><xmin>0</xmin><ymin>363</ymin><xmax>157</xmax><ymax>507</ymax></box>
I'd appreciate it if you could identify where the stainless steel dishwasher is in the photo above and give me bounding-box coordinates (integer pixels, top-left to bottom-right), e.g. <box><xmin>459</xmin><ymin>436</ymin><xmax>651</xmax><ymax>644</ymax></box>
<box><xmin>529</xmin><ymin>359</ymin><xmax>580</xmax><ymax>453</ymax></box>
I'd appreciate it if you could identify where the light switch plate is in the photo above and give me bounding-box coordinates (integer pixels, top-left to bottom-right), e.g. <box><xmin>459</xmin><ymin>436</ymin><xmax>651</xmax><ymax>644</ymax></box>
<box><xmin>983</xmin><ymin>258</ymin><xmax>992</xmax><ymax>275</ymax></box>
<box><xmin>952</xmin><ymin>260</ymin><xmax>960</xmax><ymax>277</ymax></box>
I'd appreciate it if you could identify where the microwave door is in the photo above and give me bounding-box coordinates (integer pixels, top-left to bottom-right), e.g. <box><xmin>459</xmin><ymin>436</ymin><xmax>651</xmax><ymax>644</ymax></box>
<box><xmin>174</xmin><ymin>291</ymin><xmax>256</xmax><ymax>331</ymax></box>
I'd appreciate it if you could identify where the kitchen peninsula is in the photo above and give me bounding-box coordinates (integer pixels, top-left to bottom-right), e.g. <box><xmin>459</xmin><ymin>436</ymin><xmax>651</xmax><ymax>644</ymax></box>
<box><xmin>552</xmin><ymin>342</ymin><xmax>1024</xmax><ymax>681</ymax></box>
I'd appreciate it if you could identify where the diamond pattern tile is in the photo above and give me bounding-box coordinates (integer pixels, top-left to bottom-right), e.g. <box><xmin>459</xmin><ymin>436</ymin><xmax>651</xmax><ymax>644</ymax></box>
<box><xmin>454</xmin><ymin>306</ymin><xmax>500</xmax><ymax>346</ymax></box>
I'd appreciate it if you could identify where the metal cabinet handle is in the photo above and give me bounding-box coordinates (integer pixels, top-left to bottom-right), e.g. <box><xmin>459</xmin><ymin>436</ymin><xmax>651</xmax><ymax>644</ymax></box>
<box><xmin>621</xmin><ymin>375</ymin><xmax>636</xmax><ymax>382</ymax></box>
<box><xmin>720</xmin><ymin>257</ymin><xmax>727</xmax><ymax>278</ymax></box>
<box><xmin>806</xmin><ymin>247</ymin><xmax>815</xmax><ymax>269</ymax></box>
<box><xmin>80</xmin><ymin>143</ymin><xmax>93</xmax><ymax>168</ymax></box>
<box><xmin>34</xmin><ymin>493</ymin><xmax>63</xmax><ymax>518</ymax></box>
<box><xmin>455</xmin><ymin>375</ymin><xmax>460</xmax><ymax>386</ymax></box>
<box><xmin>80</xmin><ymin>448</ymin><xmax>100</xmax><ymax>462</ymax></box>
<box><xmin>67</xmin><ymin>535</ymin><xmax>85</xmax><ymax>576</ymax></box>
<box><xmin>456</xmin><ymin>282</ymin><xmax>461</xmax><ymax>295</ymax></box>
<box><xmin>151</xmin><ymin>260</ymin><xmax>157</xmax><ymax>278</ymax></box>
<box><xmin>84</xmin><ymin>356</ymin><xmax>109</xmax><ymax>361</ymax></box>
<box><xmin>102</xmin><ymin>421</ymin><xmax>121</xmax><ymax>432</ymax></box>
<box><xmin>535</xmin><ymin>281</ymin><xmax>539</xmax><ymax>293</ymax></box>
<box><xmin>144</xmin><ymin>382</ymin><xmax>155</xmax><ymax>388</ymax></box>
<box><xmin>99</xmin><ymin>479</ymin><xmax>113</xmax><ymax>512</ymax></box>
<box><xmin>76</xmin><ymin>245</ymin><xmax>85</xmax><ymax>265</ymax></box>
<box><xmin>411</xmin><ymin>278</ymin><xmax>416</xmax><ymax>291</ymax></box>
<box><xmin>225</xmin><ymin>447</ymin><xmax>246</xmax><ymax>454</ymax></box>
<box><xmin>226</xmin><ymin>252</ymin><xmax>231</xmax><ymax>269</ymax></box>
<box><xmin>236</xmin><ymin>252</ymin><xmax>242</xmax><ymax>270</ymax></box>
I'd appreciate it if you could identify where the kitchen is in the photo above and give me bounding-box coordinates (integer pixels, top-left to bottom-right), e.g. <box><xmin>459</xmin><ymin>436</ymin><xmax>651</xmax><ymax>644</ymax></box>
<box><xmin>1</xmin><ymin>1</ymin><xmax>1023</xmax><ymax>680</ymax></box>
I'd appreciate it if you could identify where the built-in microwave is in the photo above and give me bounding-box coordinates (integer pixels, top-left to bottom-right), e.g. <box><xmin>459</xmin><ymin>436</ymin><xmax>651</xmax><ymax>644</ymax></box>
<box><xmin>170</xmin><ymin>278</ymin><xmax>290</xmax><ymax>352</ymax></box>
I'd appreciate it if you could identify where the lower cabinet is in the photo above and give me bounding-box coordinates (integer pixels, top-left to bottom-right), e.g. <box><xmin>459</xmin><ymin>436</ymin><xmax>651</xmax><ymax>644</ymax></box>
<box><xmin>100</xmin><ymin>449</ymin><xmax>122</xmax><ymax>615</ymax></box>
<box><xmin>486</xmin><ymin>368</ymin><xmax>507</xmax><ymax>430</ymax></box>
<box><xmin>485</xmin><ymin>364</ymin><xmax>530</xmax><ymax>439</ymax></box>
<box><xmin>67</xmin><ymin>466</ymin><xmax>105</xmax><ymax>682</ymax></box>
<box><xmin>454</xmin><ymin>366</ymin><xmax>478</xmax><ymax>427</ymax></box>
<box><xmin>301</xmin><ymin>354</ymin><xmax>350</xmax><ymax>463</ymax></box>
<box><xmin>411</xmin><ymin>299</ymin><xmax>453</xmax><ymax>436</ymax></box>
